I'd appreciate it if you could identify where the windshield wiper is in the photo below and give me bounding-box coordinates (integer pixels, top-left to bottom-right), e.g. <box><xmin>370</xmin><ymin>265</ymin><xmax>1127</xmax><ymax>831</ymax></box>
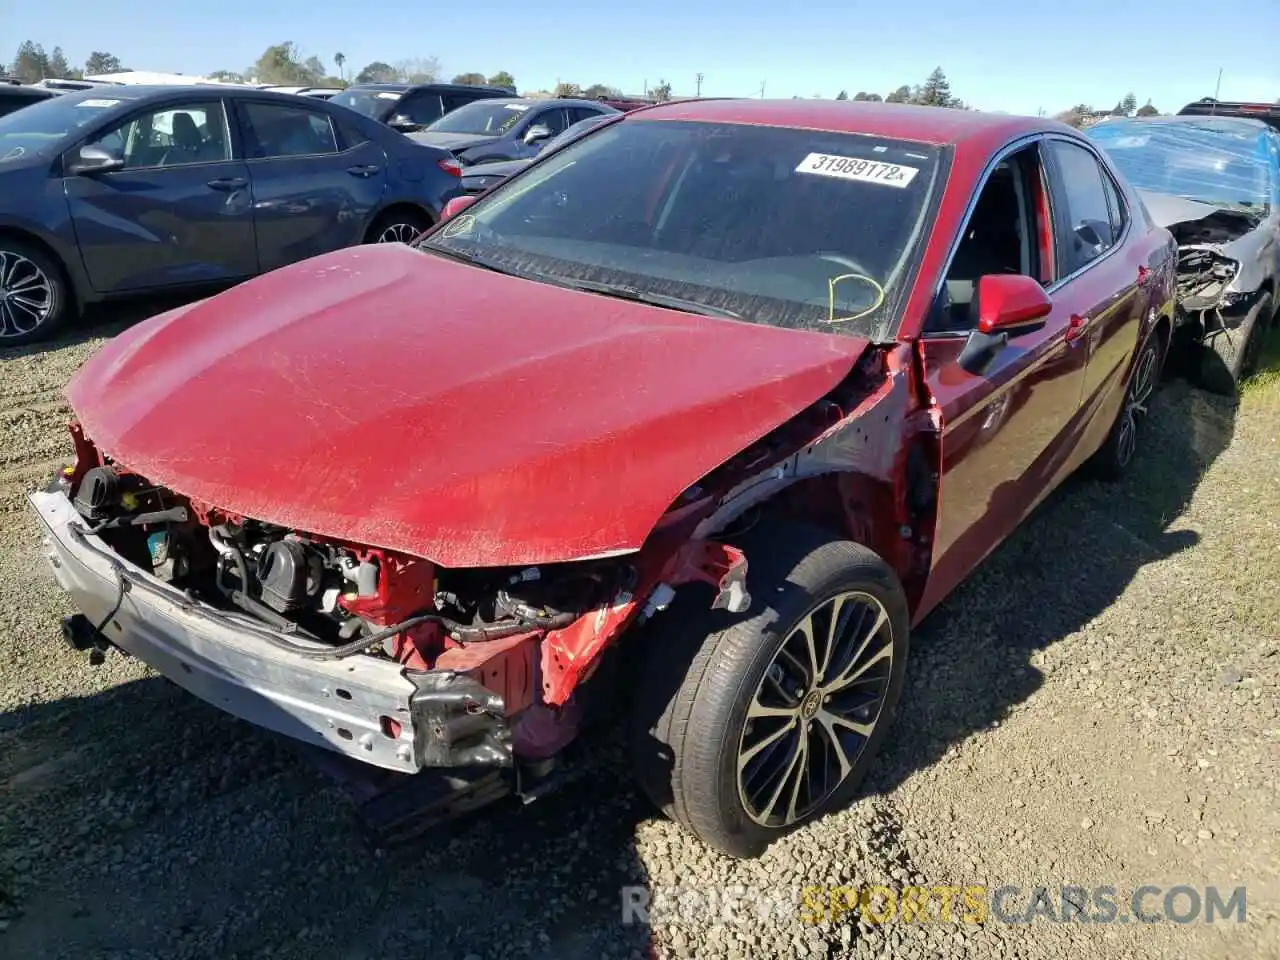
<box><xmin>542</xmin><ymin>277</ymin><xmax>745</xmax><ymax>320</ymax></box>
<box><xmin>417</xmin><ymin>243</ymin><xmax>514</xmax><ymax>276</ymax></box>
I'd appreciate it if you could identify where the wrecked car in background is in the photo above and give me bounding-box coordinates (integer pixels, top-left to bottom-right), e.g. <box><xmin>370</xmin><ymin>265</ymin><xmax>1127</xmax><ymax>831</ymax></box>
<box><xmin>1090</xmin><ymin>115</ymin><xmax>1280</xmax><ymax>392</ymax></box>
<box><xmin>31</xmin><ymin>100</ymin><xmax>1176</xmax><ymax>859</ymax></box>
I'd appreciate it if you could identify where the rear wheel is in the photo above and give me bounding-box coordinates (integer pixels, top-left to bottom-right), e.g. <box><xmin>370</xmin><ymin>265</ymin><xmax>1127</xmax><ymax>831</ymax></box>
<box><xmin>365</xmin><ymin>209</ymin><xmax>433</xmax><ymax>246</ymax></box>
<box><xmin>1089</xmin><ymin>327</ymin><xmax>1163</xmax><ymax>481</ymax></box>
<box><xmin>1197</xmin><ymin>292</ymin><xmax>1272</xmax><ymax>395</ymax></box>
<box><xmin>630</xmin><ymin>522</ymin><xmax>910</xmax><ymax>859</ymax></box>
<box><xmin>0</xmin><ymin>239</ymin><xmax>72</xmax><ymax>347</ymax></box>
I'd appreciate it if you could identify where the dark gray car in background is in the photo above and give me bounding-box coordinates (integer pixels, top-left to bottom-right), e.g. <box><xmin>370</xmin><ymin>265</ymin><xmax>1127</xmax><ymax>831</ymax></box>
<box><xmin>0</xmin><ymin>85</ymin><xmax>464</xmax><ymax>345</ymax></box>
<box><xmin>409</xmin><ymin>97</ymin><xmax>619</xmax><ymax>167</ymax></box>
<box><xmin>328</xmin><ymin>82</ymin><xmax>512</xmax><ymax>134</ymax></box>
<box><xmin>458</xmin><ymin>111</ymin><xmax>619</xmax><ymax>194</ymax></box>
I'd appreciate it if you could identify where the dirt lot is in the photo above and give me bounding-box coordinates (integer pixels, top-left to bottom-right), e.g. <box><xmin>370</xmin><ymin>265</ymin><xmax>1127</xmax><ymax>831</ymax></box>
<box><xmin>1</xmin><ymin>307</ymin><xmax>1277</xmax><ymax>960</ymax></box>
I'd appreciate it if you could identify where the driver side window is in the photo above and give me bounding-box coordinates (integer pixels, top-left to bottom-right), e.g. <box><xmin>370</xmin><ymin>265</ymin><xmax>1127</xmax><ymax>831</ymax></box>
<box><xmin>933</xmin><ymin>145</ymin><xmax>1044</xmax><ymax>332</ymax></box>
<box><xmin>90</xmin><ymin>101</ymin><xmax>231</xmax><ymax>169</ymax></box>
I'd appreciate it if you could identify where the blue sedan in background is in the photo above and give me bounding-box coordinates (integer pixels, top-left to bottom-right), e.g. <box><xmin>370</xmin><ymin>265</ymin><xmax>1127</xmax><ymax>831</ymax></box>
<box><xmin>0</xmin><ymin>85</ymin><xmax>465</xmax><ymax>345</ymax></box>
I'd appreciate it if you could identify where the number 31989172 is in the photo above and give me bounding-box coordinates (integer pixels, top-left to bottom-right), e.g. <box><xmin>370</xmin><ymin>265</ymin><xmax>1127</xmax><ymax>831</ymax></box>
<box><xmin>795</xmin><ymin>152</ymin><xmax>920</xmax><ymax>188</ymax></box>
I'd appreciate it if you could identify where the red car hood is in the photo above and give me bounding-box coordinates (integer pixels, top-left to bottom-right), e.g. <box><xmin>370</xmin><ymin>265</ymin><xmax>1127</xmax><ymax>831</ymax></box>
<box><xmin>68</xmin><ymin>244</ymin><xmax>868</xmax><ymax>567</ymax></box>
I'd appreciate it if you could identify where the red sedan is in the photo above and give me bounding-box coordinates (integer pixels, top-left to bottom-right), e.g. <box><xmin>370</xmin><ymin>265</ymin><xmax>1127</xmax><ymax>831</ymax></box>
<box><xmin>31</xmin><ymin>99</ymin><xmax>1176</xmax><ymax>858</ymax></box>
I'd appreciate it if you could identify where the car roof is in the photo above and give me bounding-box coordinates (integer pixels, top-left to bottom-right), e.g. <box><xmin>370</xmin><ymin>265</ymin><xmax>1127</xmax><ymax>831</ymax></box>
<box><xmin>344</xmin><ymin>81</ymin><xmax>508</xmax><ymax>94</ymax></box>
<box><xmin>52</xmin><ymin>84</ymin><xmax>340</xmax><ymax>105</ymax></box>
<box><xmin>468</xmin><ymin>96</ymin><xmax>620</xmax><ymax>111</ymax></box>
<box><xmin>624</xmin><ymin>98</ymin><xmax>1061</xmax><ymax>146</ymax></box>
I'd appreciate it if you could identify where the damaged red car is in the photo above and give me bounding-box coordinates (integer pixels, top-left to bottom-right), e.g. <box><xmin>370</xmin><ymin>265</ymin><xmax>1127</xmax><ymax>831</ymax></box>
<box><xmin>31</xmin><ymin>99</ymin><xmax>1177</xmax><ymax>859</ymax></box>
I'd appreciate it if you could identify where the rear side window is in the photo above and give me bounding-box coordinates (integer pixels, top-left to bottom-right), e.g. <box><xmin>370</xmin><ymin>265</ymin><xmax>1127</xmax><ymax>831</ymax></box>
<box><xmin>442</xmin><ymin>92</ymin><xmax>481</xmax><ymax>113</ymax></box>
<box><xmin>398</xmin><ymin>92</ymin><xmax>444</xmax><ymax>126</ymax></box>
<box><xmin>240</xmin><ymin>102</ymin><xmax>338</xmax><ymax>159</ymax></box>
<box><xmin>1047</xmin><ymin>140</ymin><xmax>1119</xmax><ymax>275</ymax></box>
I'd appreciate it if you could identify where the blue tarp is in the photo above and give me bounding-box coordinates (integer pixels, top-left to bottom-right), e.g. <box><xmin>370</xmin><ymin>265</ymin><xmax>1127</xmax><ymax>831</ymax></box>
<box><xmin>1089</xmin><ymin>117</ymin><xmax>1272</xmax><ymax>212</ymax></box>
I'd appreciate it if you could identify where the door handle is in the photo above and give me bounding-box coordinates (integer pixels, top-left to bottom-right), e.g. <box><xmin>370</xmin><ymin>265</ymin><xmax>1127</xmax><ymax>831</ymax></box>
<box><xmin>207</xmin><ymin>176</ymin><xmax>247</xmax><ymax>191</ymax></box>
<box><xmin>346</xmin><ymin>164</ymin><xmax>381</xmax><ymax>177</ymax></box>
<box><xmin>1065</xmin><ymin>314</ymin><xmax>1089</xmax><ymax>343</ymax></box>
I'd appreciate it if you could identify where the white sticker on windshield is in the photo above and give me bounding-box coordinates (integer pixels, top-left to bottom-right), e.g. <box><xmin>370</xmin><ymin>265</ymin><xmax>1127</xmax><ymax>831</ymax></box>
<box><xmin>795</xmin><ymin>152</ymin><xmax>919</xmax><ymax>187</ymax></box>
<box><xmin>1110</xmin><ymin>135</ymin><xmax>1150</xmax><ymax>148</ymax></box>
<box><xmin>376</xmin><ymin>92</ymin><xmax>400</xmax><ymax>100</ymax></box>
<box><xmin>503</xmin><ymin>104</ymin><xmax>529</xmax><ymax>111</ymax></box>
<box><xmin>77</xmin><ymin>98</ymin><xmax>121</xmax><ymax>108</ymax></box>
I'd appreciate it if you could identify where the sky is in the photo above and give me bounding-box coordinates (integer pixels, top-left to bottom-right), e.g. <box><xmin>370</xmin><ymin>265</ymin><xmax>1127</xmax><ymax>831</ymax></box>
<box><xmin>6</xmin><ymin>0</ymin><xmax>1279</xmax><ymax>116</ymax></box>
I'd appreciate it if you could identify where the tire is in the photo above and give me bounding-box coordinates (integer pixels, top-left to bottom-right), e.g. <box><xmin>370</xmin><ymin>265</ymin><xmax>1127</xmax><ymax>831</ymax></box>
<box><xmin>1197</xmin><ymin>292</ymin><xmax>1272</xmax><ymax>395</ymax></box>
<box><xmin>629</xmin><ymin>522</ymin><xmax>910</xmax><ymax>859</ymax></box>
<box><xmin>1088</xmin><ymin>327</ymin><xmax>1163</xmax><ymax>481</ymax></box>
<box><xmin>0</xmin><ymin>238</ymin><xmax>72</xmax><ymax>347</ymax></box>
<box><xmin>364</xmin><ymin>209</ymin><xmax>433</xmax><ymax>246</ymax></box>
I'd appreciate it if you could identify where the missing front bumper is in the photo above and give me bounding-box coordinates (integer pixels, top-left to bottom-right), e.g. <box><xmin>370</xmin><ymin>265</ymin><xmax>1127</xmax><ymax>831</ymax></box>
<box><xmin>28</xmin><ymin>490</ymin><xmax>513</xmax><ymax>775</ymax></box>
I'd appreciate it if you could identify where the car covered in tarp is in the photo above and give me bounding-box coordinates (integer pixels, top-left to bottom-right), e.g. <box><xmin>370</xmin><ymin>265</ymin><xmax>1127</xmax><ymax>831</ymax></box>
<box><xmin>1090</xmin><ymin>115</ymin><xmax>1280</xmax><ymax>391</ymax></box>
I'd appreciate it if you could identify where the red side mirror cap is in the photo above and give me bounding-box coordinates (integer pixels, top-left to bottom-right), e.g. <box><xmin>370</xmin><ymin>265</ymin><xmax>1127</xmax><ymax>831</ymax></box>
<box><xmin>975</xmin><ymin>274</ymin><xmax>1053</xmax><ymax>336</ymax></box>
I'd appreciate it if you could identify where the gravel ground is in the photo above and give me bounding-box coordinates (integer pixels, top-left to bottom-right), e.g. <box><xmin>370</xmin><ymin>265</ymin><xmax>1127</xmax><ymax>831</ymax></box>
<box><xmin>1</xmin><ymin>306</ymin><xmax>1277</xmax><ymax>960</ymax></box>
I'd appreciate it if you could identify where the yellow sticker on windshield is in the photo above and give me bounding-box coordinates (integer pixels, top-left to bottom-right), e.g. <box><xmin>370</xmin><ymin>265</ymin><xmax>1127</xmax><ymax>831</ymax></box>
<box><xmin>796</xmin><ymin>153</ymin><xmax>918</xmax><ymax>188</ymax></box>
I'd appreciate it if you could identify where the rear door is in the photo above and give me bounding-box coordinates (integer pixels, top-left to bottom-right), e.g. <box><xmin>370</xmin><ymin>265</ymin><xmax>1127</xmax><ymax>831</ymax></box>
<box><xmin>234</xmin><ymin>98</ymin><xmax>386</xmax><ymax>271</ymax></box>
<box><xmin>63</xmin><ymin>97</ymin><xmax>258</xmax><ymax>293</ymax></box>
<box><xmin>1042</xmin><ymin>137</ymin><xmax>1148</xmax><ymax>425</ymax></box>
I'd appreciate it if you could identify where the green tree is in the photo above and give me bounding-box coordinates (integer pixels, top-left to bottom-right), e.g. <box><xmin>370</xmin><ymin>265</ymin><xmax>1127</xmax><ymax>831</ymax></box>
<box><xmin>1136</xmin><ymin>99</ymin><xmax>1159</xmax><ymax>117</ymax></box>
<box><xmin>11</xmin><ymin>41</ymin><xmax>49</xmax><ymax>82</ymax></box>
<box><xmin>252</xmin><ymin>42</ymin><xmax>314</xmax><ymax>85</ymax></box>
<box><xmin>452</xmin><ymin>72</ymin><xmax>487</xmax><ymax>85</ymax></box>
<box><xmin>208</xmin><ymin>69</ymin><xmax>246</xmax><ymax>83</ymax></box>
<box><xmin>1055</xmin><ymin>104</ymin><xmax>1094</xmax><ymax>128</ymax></box>
<box><xmin>334</xmin><ymin>52</ymin><xmax>346</xmax><ymax>82</ymax></box>
<box><xmin>835</xmin><ymin>90</ymin><xmax>849</xmax><ymax>100</ymax></box>
<box><xmin>303</xmin><ymin>56</ymin><xmax>327</xmax><ymax>83</ymax></box>
<box><xmin>84</xmin><ymin>51</ymin><xmax>123</xmax><ymax>76</ymax></box>
<box><xmin>46</xmin><ymin>46</ymin><xmax>72</xmax><ymax>78</ymax></box>
<box><xmin>864</xmin><ymin>92</ymin><xmax>883</xmax><ymax>102</ymax></box>
<box><xmin>488</xmin><ymin>70</ymin><xmax>516</xmax><ymax>90</ymax></box>
<box><xmin>885</xmin><ymin>85</ymin><xmax>912</xmax><ymax>103</ymax></box>
<box><xmin>914</xmin><ymin>67</ymin><xmax>954</xmax><ymax>107</ymax></box>
<box><xmin>355</xmin><ymin>61</ymin><xmax>397</xmax><ymax>83</ymax></box>
<box><xmin>553</xmin><ymin>81</ymin><xmax>582</xmax><ymax>97</ymax></box>
<box><xmin>582</xmin><ymin>83</ymin><xmax>622</xmax><ymax>99</ymax></box>
<box><xmin>650</xmin><ymin>79</ymin><xmax>673</xmax><ymax>102</ymax></box>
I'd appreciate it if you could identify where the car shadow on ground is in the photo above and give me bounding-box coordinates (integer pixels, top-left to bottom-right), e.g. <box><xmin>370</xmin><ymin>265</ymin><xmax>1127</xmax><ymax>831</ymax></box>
<box><xmin>863</xmin><ymin>368</ymin><xmax>1238</xmax><ymax>799</ymax></box>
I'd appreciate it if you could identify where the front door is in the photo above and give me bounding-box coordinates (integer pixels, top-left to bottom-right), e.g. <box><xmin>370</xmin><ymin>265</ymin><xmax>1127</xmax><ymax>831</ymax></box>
<box><xmin>64</xmin><ymin>98</ymin><xmax>258</xmax><ymax>293</ymax></box>
<box><xmin>916</xmin><ymin>140</ymin><xmax>1090</xmax><ymax>616</ymax></box>
<box><xmin>234</xmin><ymin>99</ymin><xmax>386</xmax><ymax>272</ymax></box>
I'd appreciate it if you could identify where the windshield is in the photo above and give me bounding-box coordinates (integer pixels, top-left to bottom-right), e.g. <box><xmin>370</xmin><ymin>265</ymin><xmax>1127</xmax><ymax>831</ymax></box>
<box><xmin>1090</xmin><ymin>119</ymin><xmax>1272</xmax><ymax>212</ymax></box>
<box><xmin>418</xmin><ymin>119</ymin><xmax>943</xmax><ymax>341</ymax></box>
<box><xmin>425</xmin><ymin>100</ymin><xmax>528</xmax><ymax>135</ymax></box>
<box><xmin>0</xmin><ymin>94</ymin><xmax>125</xmax><ymax>161</ymax></box>
<box><xmin>329</xmin><ymin>88</ymin><xmax>402</xmax><ymax>120</ymax></box>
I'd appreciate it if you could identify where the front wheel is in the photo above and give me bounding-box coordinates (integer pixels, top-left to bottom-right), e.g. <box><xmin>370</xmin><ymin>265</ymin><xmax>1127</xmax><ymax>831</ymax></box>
<box><xmin>630</xmin><ymin>522</ymin><xmax>910</xmax><ymax>859</ymax></box>
<box><xmin>1198</xmin><ymin>292</ymin><xmax>1272</xmax><ymax>395</ymax></box>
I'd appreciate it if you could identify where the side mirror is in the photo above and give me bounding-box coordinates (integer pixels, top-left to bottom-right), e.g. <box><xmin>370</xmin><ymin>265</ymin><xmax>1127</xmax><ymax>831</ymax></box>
<box><xmin>975</xmin><ymin>273</ymin><xmax>1053</xmax><ymax>336</ymax></box>
<box><xmin>959</xmin><ymin>274</ymin><xmax>1053</xmax><ymax>376</ymax></box>
<box><xmin>66</xmin><ymin>144</ymin><xmax>124</xmax><ymax>176</ymax></box>
<box><xmin>523</xmin><ymin>123</ymin><xmax>552</xmax><ymax>146</ymax></box>
<box><xmin>388</xmin><ymin>114</ymin><xmax>417</xmax><ymax>131</ymax></box>
<box><xmin>441</xmin><ymin>194</ymin><xmax>479</xmax><ymax>220</ymax></box>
